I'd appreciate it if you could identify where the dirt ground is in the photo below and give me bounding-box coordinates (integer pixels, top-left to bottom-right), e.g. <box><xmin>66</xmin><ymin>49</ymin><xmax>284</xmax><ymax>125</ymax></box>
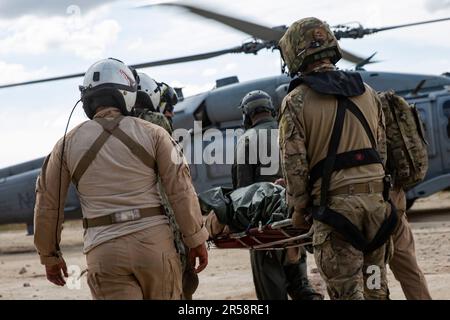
<box><xmin>1</xmin><ymin>192</ymin><xmax>450</xmax><ymax>300</ymax></box>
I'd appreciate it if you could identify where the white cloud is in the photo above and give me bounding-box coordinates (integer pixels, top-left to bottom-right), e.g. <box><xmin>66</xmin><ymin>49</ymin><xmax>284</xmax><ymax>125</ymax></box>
<box><xmin>202</xmin><ymin>68</ymin><xmax>218</xmax><ymax>77</ymax></box>
<box><xmin>0</xmin><ymin>0</ymin><xmax>116</xmax><ymax>18</ymax></box>
<box><xmin>0</xmin><ymin>61</ymin><xmax>49</xmax><ymax>84</ymax></box>
<box><xmin>62</xmin><ymin>20</ymin><xmax>121</xmax><ymax>60</ymax></box>
<box><xmin>425</xmin><ymin>0</ymin><xmax>450</xmax><ymax>12</ymax></box>
<box><xmin>225</xmin><ymin>63</ymin><xmax>237</xmax><ymax>71</ymax></box>
<box><xmin>0</xmin><ymin>101</ymin><xmax>88</xmax><ymax>168</ymax></box>
<box><xmin>128</xmin><ymin>37</ymin><xmax>146</xmax><ymax>52</ymax></box>
<box><xmin>0</xmin><ymin>5</ymin><xmax>121</xmax><ymax>60</ymax></box>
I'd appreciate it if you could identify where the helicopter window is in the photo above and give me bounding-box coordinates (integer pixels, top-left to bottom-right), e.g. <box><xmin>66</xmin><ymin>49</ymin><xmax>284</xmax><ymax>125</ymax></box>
<box><xmin>443</xmin><ymin>100</ymin><xmax>450</xmax><ymax>139</ymax></box>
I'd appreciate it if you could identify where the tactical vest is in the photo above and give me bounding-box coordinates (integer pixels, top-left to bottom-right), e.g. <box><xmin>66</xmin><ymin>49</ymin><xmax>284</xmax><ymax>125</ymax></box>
<box><xmin>378</xmin><ymin>91</ymin><xmax>428</xmax><ymax>190</ymax></box>
<box><xmin>286</xmin><ymin>71</ymin><xmax>398</xmax><ymax>253</ymax></box>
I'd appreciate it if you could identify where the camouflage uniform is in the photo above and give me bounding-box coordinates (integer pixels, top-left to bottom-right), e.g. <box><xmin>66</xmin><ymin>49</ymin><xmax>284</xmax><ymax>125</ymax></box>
<box><xmin>137</xmin><ymin>109</ymin><xmax>198</xmax><ymax>299</ymax></box>
<box><xmin>278</xmin><ymin>65</ymin><xmax>390</xmax><ymax>299</ymax></box>
<box><xmin>232</xmin><ymin>117</ymin><xmax>322</xmax><ymax>300</ymax></box>
<box><xmin>278</xmin><ymin>18</ymin><xmax>391</xmax><ymax>300</ymax></box>
<box><xmin>135</xmin><ymin>109</ymin><xmax>173</xmax><ymax>135</ymax></box>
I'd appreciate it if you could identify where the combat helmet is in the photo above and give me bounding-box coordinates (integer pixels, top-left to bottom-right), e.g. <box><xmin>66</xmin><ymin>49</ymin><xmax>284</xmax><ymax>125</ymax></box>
<box><xmin>279</xmin><ymin>17</ymin><xmax>342</xmax><ymax>76</ymax></box>
<box><xmin>239</xmin><ymin>90</ymin><xmax>275</xmax><ymax>129</ymax></box>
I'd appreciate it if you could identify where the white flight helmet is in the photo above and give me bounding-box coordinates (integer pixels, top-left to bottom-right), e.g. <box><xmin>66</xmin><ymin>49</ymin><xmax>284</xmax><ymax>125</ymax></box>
<box><xmin>159</xmin><ymin>82</ymin><xmax>179</xmax><ymax>114</ymax></box>
<box><xmin>79</xmin><ymin>58</ymin><xmax>137</xmax><ymax>119</ymax></box>
<box><xmin>136</xmin><ymin>72</ymin><xmax>161</xmax><ymax>112</ymax></box>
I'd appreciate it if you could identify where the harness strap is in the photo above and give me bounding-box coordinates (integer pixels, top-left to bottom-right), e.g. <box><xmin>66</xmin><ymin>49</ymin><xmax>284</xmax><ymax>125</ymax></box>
<box><xmin>345</xmin><ymin>99</ymin><xmax>377</xmax><ymax>148</ymax></box>
<box><xmin>286</xmin><ymin>95</ymin><xmax>397</xmax><ymax>252</ymax></box>
<box><xmin>311</xmin><ymin>202</ymin><xmax>398</xmax><ymax>253</ymax></box>
<box><xmin>319</xmin><ymin>96</ymin><xmax>347</xmax><ymax>207</ymax></box>
<box><xmin>71</xmin><ymin>116</ymin><xmax>123</xmax><ymax>187</ymax></box>
<box><xmin>307</xmin><ymin>98</ymin><xmax>381</xmax><ymax>189</ymax></box>
<box><xmin>96</xmin><ymin>118</ymin><xmax>156</xmax><ymax>171</ymax></box>
<box><xmin>72</xmin><ymin>116</ymin><xmax>156</xmax><ymax>187</ymax></box>
<box><xmin>309</xmin><ymin>148</ymin><xmax>382</xmax><ymax>188</ymax></box>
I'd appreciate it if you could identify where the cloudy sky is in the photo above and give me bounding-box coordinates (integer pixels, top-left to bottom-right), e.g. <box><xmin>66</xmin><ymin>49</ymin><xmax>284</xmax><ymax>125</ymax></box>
<box><xmin>0</xmin><ymin>0</ymin><xmax>449</xmax><ymax>168</ymax></box>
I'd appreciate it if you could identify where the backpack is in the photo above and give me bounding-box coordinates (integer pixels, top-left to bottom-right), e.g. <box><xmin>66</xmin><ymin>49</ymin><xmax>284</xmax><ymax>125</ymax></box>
<box><xmin>378</xmin><ymin>91</ymin><xmax>428</xmax><ymax>190</ymax></box>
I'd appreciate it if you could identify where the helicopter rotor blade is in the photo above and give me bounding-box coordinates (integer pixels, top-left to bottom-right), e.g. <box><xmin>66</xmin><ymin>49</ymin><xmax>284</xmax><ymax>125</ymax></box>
<box><xmin>147</xmin><ymin>3</ymin><xmax>367</xmax><ymax>65</ymax></box>
<box><xmin>0</xmin><ymin>47</ymin><xmax>246</xmax><ymax>89</ymax></box>
<box><xmin>341</xmin><ymin>49</ymin><xmax>366</xmax><ymax>64</ymax></box>
<box><xmin>372</xmin><ymin>17</ymin><xmax>450</xmax><ymax>34</ymax></box>
<box><xmin>144</xmin><ymin>3</ymin><xmax>285</xmax><ymax>42</ymax></box>
<box><xmin>0</xmin><ymin>72</ymin><xmax>86</xmax><ymax>89</ymax></box>
<box><xmin>335</xmin><ymin>17</ymin><xmax>450</xmax><ymax>39</ymax></box>
<box><xmin>129</xmin><ymin>46</ymin><xmax>243</xmax><ymax>69</ymax></box>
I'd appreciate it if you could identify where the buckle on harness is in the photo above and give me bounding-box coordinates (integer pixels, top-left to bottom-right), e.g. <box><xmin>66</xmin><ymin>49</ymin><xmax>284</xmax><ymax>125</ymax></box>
<box><xmin>112</xmin><ymin>209</ymin><xmax>141</xmax><ymax>223</ymax></box>
<box><xmin>383</xmin><ymin>175</ymin><xmax>393</xmax><ymax>201</ymax></box>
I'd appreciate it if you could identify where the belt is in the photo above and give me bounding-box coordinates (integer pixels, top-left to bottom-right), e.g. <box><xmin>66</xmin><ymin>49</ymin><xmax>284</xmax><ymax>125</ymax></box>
<box><xmin>82</xmin><ymin>206</ymin><xmax>165</xmax><ymax>229</ymax></box>
<box><xmin>327</xmin><ymin>181</ymin><xmax>384</xmax><ymax>197</ymax></box>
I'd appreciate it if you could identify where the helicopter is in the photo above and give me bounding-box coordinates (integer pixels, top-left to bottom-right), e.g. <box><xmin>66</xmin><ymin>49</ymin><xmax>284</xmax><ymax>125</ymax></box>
<box><xmin>1</xmin><ymin>3</ymin><xmax>450</xmax><ymax>234</ymax></box>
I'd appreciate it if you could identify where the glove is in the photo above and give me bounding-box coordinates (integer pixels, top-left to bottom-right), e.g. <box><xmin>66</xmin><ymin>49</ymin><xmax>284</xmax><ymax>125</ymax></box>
<box><xmin>291</xmin><ymin>208</ymin><xmax>312</xmax><ymax>230</ymax></box>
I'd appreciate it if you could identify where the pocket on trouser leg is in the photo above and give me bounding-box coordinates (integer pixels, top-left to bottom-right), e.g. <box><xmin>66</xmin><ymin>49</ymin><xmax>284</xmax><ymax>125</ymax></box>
<box><xmin>87</xmin><ymin>266</ymin><xmax>104</xmax><ymax>300</ymax></box>
<box><xmin>163</xmin><ymin>252</ymin><xmax>183</xmax><ymax>300</ymax></box>
<box><xmin>363</xmin><ymin>245</ymin><xmax>389</xmax><ymax>300</ymax></box>
<box><xmin>87</xmin><ymin>268</ymin><xmax>144</xmax><ymax>300</ymax></box>
<box><xmin>314</xmin><ymin>233</ymin><xmax>364</xmax><ymax>300</ymax></box>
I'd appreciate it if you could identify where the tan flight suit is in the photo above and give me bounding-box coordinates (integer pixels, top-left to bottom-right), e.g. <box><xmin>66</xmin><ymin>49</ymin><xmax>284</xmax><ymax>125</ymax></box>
<box><xmin>389</xmin><ymin>188</ymin><xmax>431</xmax><ymax>300</ymax></box>
<box><xmin>279</xmin><ymin>63</ymin><xmax>390</xmax><ymax>300</ymax></box>
<box><xmin>34</xmin><ymin>107</ymin><xmax>208</xmax><ymax>300</ymax></box>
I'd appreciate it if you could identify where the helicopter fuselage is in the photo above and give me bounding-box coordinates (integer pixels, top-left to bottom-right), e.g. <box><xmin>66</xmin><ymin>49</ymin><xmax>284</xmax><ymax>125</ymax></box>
<box><xmin>1</xmin><ymin>70</ymin><xmax>450</xmax><ymax>227</ymax></box>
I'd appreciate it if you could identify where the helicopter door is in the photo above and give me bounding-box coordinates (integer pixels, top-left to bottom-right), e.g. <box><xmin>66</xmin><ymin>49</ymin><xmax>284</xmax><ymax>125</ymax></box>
<box><xmin>438</xmin><ymin>96</ymin><xmax>450</xmax><ymax>173</ymax></box>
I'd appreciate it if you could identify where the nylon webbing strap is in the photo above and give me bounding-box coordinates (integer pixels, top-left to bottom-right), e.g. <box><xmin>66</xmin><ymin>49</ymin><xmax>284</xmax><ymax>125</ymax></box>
<box><xmin>309</xmin><ymin>148</ymin><xmax>382</xmax><ymax>187</ymax></box>
<box><xmin>319</xmin><ymin>96</ymin><xmax>347</xmax><ymax>207</ymax></box>
<box><xmin>345</xmin><ymin>99</ymin><xmax>377</xmax><ymax>148</ymax></box>
<box><xmin>286</xmin><ymin>94</ymin><xmax>396</xmax><ymax>253</ymax></box>
<box><xmin>311</xmin><ymin>96</ymin><xmax>397</xmax><ymax>252</ymax></box>
<box><xmin>111</xmin><ymin>127</ymin><xmax>156</xmax><ymax>170</ymax></box>
<box><xmin>364</xmin><ymin>202</ymin><xmax>398</xmax><ymax>252</ymax></box>
<box><xmin>312</xmin><ymin>201</ymin><xmax>398</xmax><ymax>253</ymax></box>
<box><xmin>71</xmin><ymin>116</ymin><xmax>123</xmax><ymax>187</ymax></box>
<box><xmin>94</xmin><ymin>117</ymin><xmax>156</xmax><ymax>171</ymax></box>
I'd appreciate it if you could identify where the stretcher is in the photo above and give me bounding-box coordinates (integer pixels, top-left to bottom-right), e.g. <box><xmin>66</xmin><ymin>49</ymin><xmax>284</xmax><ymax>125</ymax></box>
<box><xmin>209</xmin><ymin>219</ymin><xmax>313</xmax><ymax>251</ymax></box>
